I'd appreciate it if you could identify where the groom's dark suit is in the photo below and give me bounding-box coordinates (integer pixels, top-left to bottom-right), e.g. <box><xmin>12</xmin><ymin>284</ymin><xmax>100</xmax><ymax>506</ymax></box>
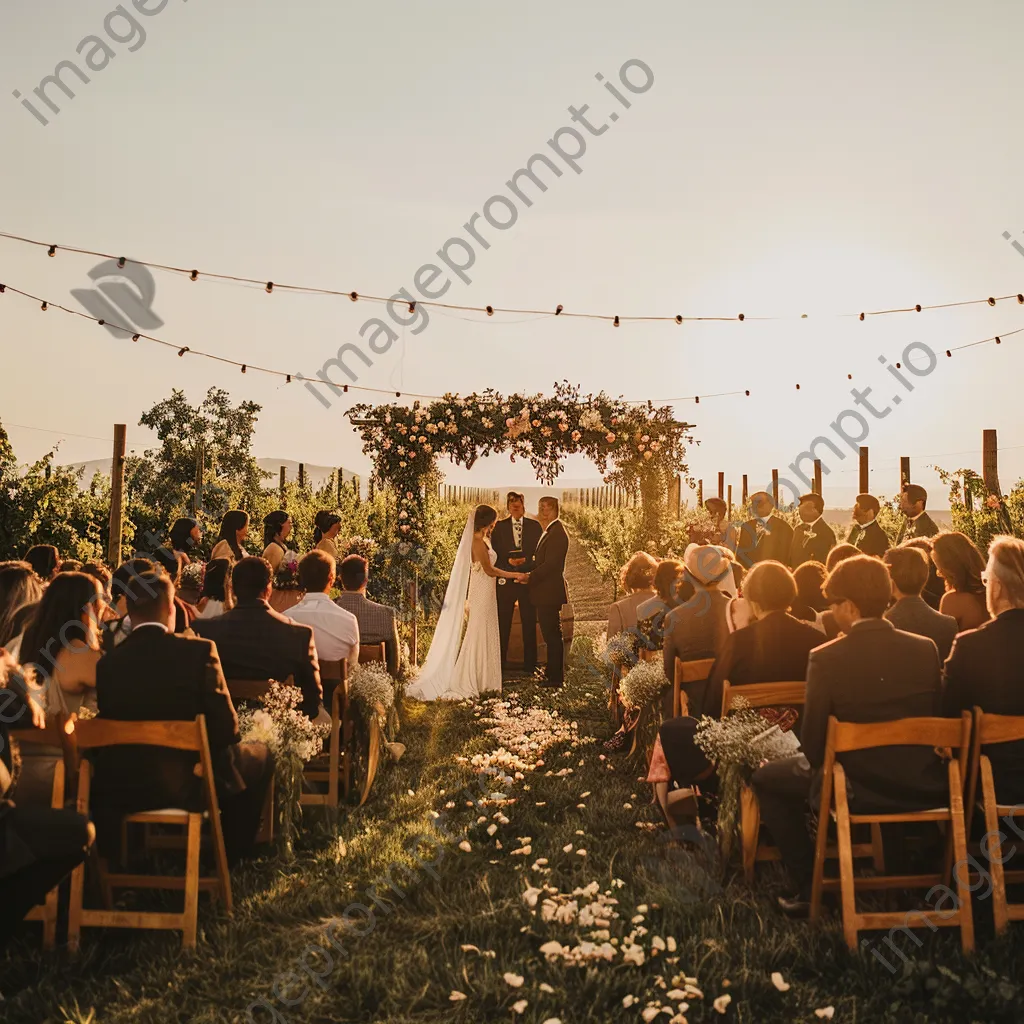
<box><xmin>492</xmin><ymin>514</ymin><xmax>543</xmax><ymax>672</ymax></box>
<box><xmin>528</xmin><ymin>519</ymin><xmax>570</xmax><ymax>686</ymax></box>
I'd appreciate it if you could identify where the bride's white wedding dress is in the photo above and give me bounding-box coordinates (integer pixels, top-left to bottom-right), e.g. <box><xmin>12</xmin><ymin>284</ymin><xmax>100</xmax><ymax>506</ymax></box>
<box><xmin>407</xmin><ymin>516</ymin><xmax>502</xmax><ymax>701</ymax></box>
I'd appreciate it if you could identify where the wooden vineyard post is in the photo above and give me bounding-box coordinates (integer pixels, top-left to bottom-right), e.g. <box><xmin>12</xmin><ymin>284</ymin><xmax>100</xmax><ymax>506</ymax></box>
<box><xmin>717</xmin><ymin>471</ymin><xmax>725</xmax><ymax>500</ymax></box>
<box><xmin>771</xmin><ymin>469</ymin><xmax>779</xmax><ymax>509</ymax></box>
<box><xmin>298</xmin><ymin>463</ymin><xmax>306</xmax><ymax>491</ymax></box>
<box><xmin>193</xmin><ymin>440</ymin><xmax>204</xmax><ymax>516</ymax></box>
<box><xmin>669</xmin><ymin>475</ymin><xmax>682</xmax><ymax>518</ymax></box>
<box><xmin>813</xmin><ymin>459</ymin><xmax>822</xmax><ymax>496</ymax></box>
<box><xmin>697</xmin><ymin>479</ymin><xmax>703</xmax><ymax>507</ymax></box>
<box><xmin>859</xmin><ymin>447</ymin><xmax>869</xmax><ymax>494</ymax></box>
<box><xmin>900</xmin><ymin>457</ymin><xmax>911</xmax><ymax>490</ymax></box>
<box><xmin>983</xmin><ymin>429</ymin><xmax>1002</xmax><ymax>497</ymax></box>
<box><xmin>963</xmin><ymin>471</ymin><xmax>973</xmax><ymax>512</ymax></box>
<box><xmin>107</xmin><ymin>424</ymin><xmax>126</xmax><ymax>567</ymax></box>
<box><xmin>336</xmin><ymin>470</ymin><xmax>343</xmax><ymax>505</ymax></box>
<box><xmin>727</xmin><ymin>484</ymin><xmax>733</xmax><ymax>519</ymax></box>
<box><xmin>742</xmin><ymin>474</ymin><xmax>748</xmax><ymax>506</ymax></box>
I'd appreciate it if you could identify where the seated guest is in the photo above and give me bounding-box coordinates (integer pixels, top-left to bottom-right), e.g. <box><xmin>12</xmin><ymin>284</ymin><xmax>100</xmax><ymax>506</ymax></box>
<box><xmin>883</xmin><ymin>546</ymin><xmax>958</xmax><ymax>661</ymax></box>
<box><xmin>169</xmin><ymin>517</ymin><xmax>201</xmax><ymax>566</ymax></box>
<box><xmin>904</xmin><ymin>537</ymin><xmax>945</xmax><ymax>610</ymax></box>
<box><xmin>636</xmin><ymin>559</ymin><xmax>686</xmax><ymax>649</ymax></box>
<box><xmin>752</xmin><ymin>555</ymin><xmax>946</xmax><ymax>914</ymax></box>
<box><xmin>313</xmin><ymin>512</ymin><xmax>343</xmax><ymax>561</ymax></box>
<box><xmin>931</xmin><ymin>531</ymin><xmax>990</xmax><ymax>631</ymax></box>
<box><xmin>58</xmin><ymin>560</ymin><xmax>83</xmax><ymax>574</ymax></box>
<box><xmin>897</xmin><ymin>483</ymin><xmax>939</xmax><ymax>543</ymax></box>
<box><xmin>790</xmin><ymin>561</ymin><xmax>827</xmax><ymax>625</ymax></box>
<box><xmin>607</xmin><ymin>552</ymin><xmax>658</xmax><ymax>636</ymax></box>
<box><xmin>0</xmin><ymin>562</ymin><xmax>43</xmax><ymax>648</ymax></box>
<box><xmin>79</xmin><ymin>562</ymin><xmax>113</xmax><ymax>609</ymax></box>
<box><xmin>261</xmin><ymin>511</ymin><xmax>293</xmax><ymax>573</ymax></box>
<box><xmin>149</xmin><ymin>547</ymin><xmax>198</xmax><ymax>633</ymax></box>
<box><xmin>943</xmin><ymin>536</ymin><xmax>1024</xmax><ymax>802</ymax></box>
<box><xmin>288</xmin><ymin>551</ymin><xmax>360</xmax><ymax>681</ymax></box>
<box><xmin>209</xmin><ymin>510</ymin><xmax>250</xmax><ymax>563</ymax></box>
<box><xmin>196</xmin><ymin>559</ymin><xmax>232</xmax><ymax>619</ymax></box>
<box><xmin>818</xmin><ymin>544</ymin><xmax>862</xmax><ymax>639</ymax></box>
<box><xmin>335</xmin><ymin>556</ymin><xmax>400</xmax><ymax>677</ymax></box>
<box><xmin>94</xmin><ymin>570</ymin><xmax>273</xmax><ymax>866</ymax></box>
<box><xmin>789</xmin><ymin>493</ymin><xmax>837</xmax><ymax>569</ymax></box>
<box><xmin>194</xmin><ymin>557</ymin><xmax>323</xmax><ymax>720</ymax></box>
<box><xmin>0</xmin><ymin>653</ymin><xmax>94</xmax><ymax>948</ymax></box>
<box><xmin>104</xmin><ymin>558</ymin><xmax>158</xmax><ymax>647</ymax></box>
<box><xmin>662</xmin><ymin>545</ymin><xmax>733</xmax><ymax>717</ymax></box>
<box><xmin>848</xmin><ymin>493</ymin><xmax>891</xmax><ymax>556</ymax></box>
<box><xmin>23</xmin><ymin>545</ymin><xmax>59</xmax><ymax>584</ymax></box>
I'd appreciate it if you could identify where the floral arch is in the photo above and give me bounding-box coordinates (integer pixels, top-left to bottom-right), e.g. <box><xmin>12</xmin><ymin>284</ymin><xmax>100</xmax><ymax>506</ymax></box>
<box><xmin>347</xmin><ymin>382</ymin><xmax>695</xmax><ymax>559</ymax></box>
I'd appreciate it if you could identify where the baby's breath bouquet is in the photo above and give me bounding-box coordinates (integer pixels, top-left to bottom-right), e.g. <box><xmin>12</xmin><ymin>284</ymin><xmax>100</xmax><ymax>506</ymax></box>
<box><xmin>601</xmin><ymin>631</ymin><xmax>640</xmax><ymax>672</ymax></box>
<box><xmin>349</xmin><ymin>662</ymin><xmax>397</xmax><ymax>731</ymax></box>
<box><xmin>694</xmin><ymin>697</ymin><xmax>800</xmax><ymax>860</ymax></box>
<box><xmin>619</xmin><ymin>659</ymin><xmax>671</xmax><ymax>766</ymax></box>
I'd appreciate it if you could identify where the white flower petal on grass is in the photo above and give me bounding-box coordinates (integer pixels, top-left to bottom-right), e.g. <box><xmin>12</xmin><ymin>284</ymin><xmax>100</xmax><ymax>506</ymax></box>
<box><xmin>449</xmin><ymin>991</ymin><xmax>467</xmax><ymax>1001</ymax></box>
<box><xmin>487</xmin><ymin>824</ymin><xmax>498</xmax><ymax>836</ymax></box>
<box><xmin>666</xmin><ymin>936</ymin><xmax>677</xmax><ymax>952</ymax></box>
<box><xmin>503</xmin><ymin>972</ymin><xmax>525</xmax><ymax>988</ymax></box>
<box><xmin>623</xmin><ymin>802</ymin><xmax>633</xmax><ymax>809</ymax></box>
<box><xmin>539</xmin><ymin>983</ymin><xmax>555</xmax><ymax>994</ymax></box>
<box><xmin>713</xmin><ymin>993</ymin><xmax>732</xmax><ymax>1013</ymax></box>
<box><xmin>580</xmin><ymin>791</ymin><xmax>591</xmax><ymax>798</ymax></box>
<box><xmin>562</xmin><ymin>844</ymin><xmax>574</xmax><ymax>853</ymax></box>
<box><xmin>622</xmin><ymin>994</ymin><xmax>637</xmax><ymax>1008</ymax></box>
<box><xmin>539</xmin><ymin>940</ymin><xmax>566</xmax><ymax>958</ymax></box>
<box><xmin>458</xmin><ymin>840</ymin><xmax>472</xmax><ymax>852</ymax></box>
<box><xmin>512</xmin><ymin>999</ymin><xmax>528</xmax><ymax>1014</ymax></box>
<box><xmin>771</xmin><ymin>972</ymin><xmax>790</xmax><ymax>992</ymax></box>
<box><xmin>641</xmin><ymin>1008</ymin><xmax>660</xmax><ymax>1023</ymax></box>
<box><xmin>460</xmin><ymin>943</ymin><xmax>480</xmax><ymax>954</ymax></box>
<box><xmin>577</xmin><ymin>849</ymin><xmax>587</xmax><ymax>856</ymax></box>
<box><xmin>814</xmin><ymin>1009</ymin><xmax>835</xmax><ymax>1020</ymax></box>
<box><xmin>540</xmin><ymin>1019</ymin><xmax>562</xmax><ymax>1024</ymax></box>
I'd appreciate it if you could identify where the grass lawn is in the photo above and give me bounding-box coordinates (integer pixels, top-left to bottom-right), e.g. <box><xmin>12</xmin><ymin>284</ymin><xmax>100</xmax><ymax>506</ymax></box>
<box><xmin>3</xmin><ymin>639</ymin><xmax>1023</xmax><ymax>1024</ymax></box>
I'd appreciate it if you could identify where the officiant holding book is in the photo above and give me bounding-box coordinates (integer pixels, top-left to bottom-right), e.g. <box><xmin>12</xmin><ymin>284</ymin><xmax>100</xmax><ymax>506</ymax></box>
<box><xmin>492</xmin><ymin>491</ymin><xmax>543</xmax><ymax>674</ymax></box>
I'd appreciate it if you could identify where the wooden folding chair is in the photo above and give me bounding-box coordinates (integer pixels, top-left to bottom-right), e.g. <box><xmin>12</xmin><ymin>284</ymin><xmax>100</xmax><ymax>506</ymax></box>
<box><xmin>68</xmin><ymin>715</ymin><xmax>232</xmax><ymax>952</ymax></box>
<box><xmin>10</xmin><ymin>713</ymin><xmax>77</xmax><ymax>948</ymax></box>
<box><xmin>967</xmin><ymin>707</ymin><xmax>1024</xmax><ymax>934</ymax></box>
<box><xmin>301</xmin><ymin>660</ymin><xmax>348</xmax><ymax>808</ymax></box>
<box><xmin>226</xmin><ymin>678</ymin><xmax>273</xmax><ymax>702</ymax></box>
<box><xmin>673</xmin><ymin>657</ymin><xmax>715</xmax><ymax>718</ymax></box>
<box><xmin>358</xmin><ymin>643</ymin><xmax>385</xmax><ymax>664</ymax></box>
<box><xmin>810</xmin><ymin>713</ymin><xmax>974</xmax><ymax>952</ymax></box>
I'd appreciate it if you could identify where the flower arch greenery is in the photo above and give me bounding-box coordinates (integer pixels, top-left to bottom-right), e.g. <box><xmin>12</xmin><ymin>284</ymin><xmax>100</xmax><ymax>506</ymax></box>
<box><xmin>347</xmin><ymin>382</ymin><xmax>696</xmax><ymax>559</ymax></box>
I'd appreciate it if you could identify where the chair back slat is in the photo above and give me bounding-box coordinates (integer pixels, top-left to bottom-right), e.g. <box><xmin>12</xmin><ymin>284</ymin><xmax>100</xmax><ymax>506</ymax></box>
<box><xmin>722</xmin><ymin>680</ymin><xmax>806</xmax><ymax>717</ymax></box>
<box><xmin>320</xmin><ymin>660</ymin><xmax>346</xmax><ymax>683</ymax></box>
<box><xmin>675</xmin><ymin>657</ymin><xmax>714</xmax><ymax>684</ymax></box>
<box><xmin>11</xmin><ymin>714</ymin><xmax>74</xmax><ymax>748</ymax></box>
<box><xmin>359</xmin><ymin>644</ymin><xmax>385</xmax><ymax>664</ymax></box>
<box><xmin>74</xmin><ymin>717</ymin><xmax>203</xmax><ymax>753</ymax></box>
<box><xmin>227</xmin><ymin>679</ymin><xmax>273</xmax><ymax>701</ymax></box>
<box><xmin>832</xmin><ymin>714</ymin><xmax>970</xmax><ymax>753</ymax></box>
<box><xmin>976</xmin><ymin>710</ymin><xmax>1024</xmax><ymax>746</ymax></box>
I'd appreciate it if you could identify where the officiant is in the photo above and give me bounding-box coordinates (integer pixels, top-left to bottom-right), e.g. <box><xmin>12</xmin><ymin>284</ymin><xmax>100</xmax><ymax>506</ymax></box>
<box><xmin>492</xmin><ymin>491</ymin><xmax>543</xmax><ymax>674</ymax></box>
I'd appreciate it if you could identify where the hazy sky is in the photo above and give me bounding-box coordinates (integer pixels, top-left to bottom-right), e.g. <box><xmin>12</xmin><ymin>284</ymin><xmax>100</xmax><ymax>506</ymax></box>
<box><xmin>3</xmin><ymin>0</ymin><xmax>1024</xmax><ymax>508</ymax></box>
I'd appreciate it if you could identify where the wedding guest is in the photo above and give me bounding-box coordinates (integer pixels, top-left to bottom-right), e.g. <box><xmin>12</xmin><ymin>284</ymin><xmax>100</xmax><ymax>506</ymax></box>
<box><xmin>0</xmin><ymin>653</ymin><xmax>94</xmax><ymax>949</ymax></box>
<box><xmin>150</xmin><ymin>547</ymin><xmax>198</xmax><ymax>633</ymax></box>
<box><xmin>23</xmin><ymin>545</ymin><xmax>59</xmax><ymax>584</ymax></box>
<box><xmin>752</xmin><ymin>555</ymin><xmax>946</xmax><ymax>914</ymax></box>
<box><xmin>848</xmin><ymin>493</ymin><xmax>891</xmax><ymax>557</ymax></box>
<box><xmin>261</xmin><ymin>511</ymin><xmax>294</xmax><ymax>573</ymax></box>
<box><xmin>79</xmin><ymin>562</ymin><xmax>113</xmax><ymax>606</ymax></box>
<box><xmin>335</xmin><ymin>555</ymin><xmax>400</xmax><ymax>676</ymax></box>
<box><xmin>210</xmin><ymin>510</ymin><xmax>250</xmax><ymax>563</ymax></box>
<box><xmin>790</xmin><ymin>562</ymin><xmax>827</xmax><ymax>625</ymax></box>
<box><xmin>825</xmin><ymin>543</ymin><xmax>859</xmax><ymax>572</ymax></box>
<box><xmin>0</xmin><ymin>562</ymin><xmax>43</xmax><ymax>647</ymax></box>
<box><xmin>883</xmin><ymin>546</ymin><xmax>959</xmax><ymax>661</ymax></box>
<box><xmin>606</xmin><ymin>552</ymin><xmax>658</xmax><ymax>636</ymax></box>
<box><xmin>14</xmin><ymin>573</ymin><xmax>105</xmax><ymax>805</ymax></box>
<box><xmin>196</xmin><ymin>559</ymin><xmax>232</xmax><ymax>619</ymax></box>
<box><xmin>94</xmin><ymin>569</ymin><xmax>274</xmax><ymax>866</ymax></box>
<box><xmin>193</xmin><ymin>557</ymin><xmax>324</xmax><ymax>720</ymax></box>
<box><xmin>896</xmin><ymin>483</ymin><xmax>939</xmax><ymax>543</ymax></box>
<box><xmin>904</xmin><ymin>537</ymin><xmax>945</xmax><ymax>610</ymax></box>
<box><xmin>703</xmin><ymin>497</ymin><xmax>728</xmax><ymax>544</ymax></box>
<box><xmin>58</xmin><ymin>560</ymin><xmax>82</xmax><ymax>574</ymax></box>
<box><xmin>662</xmin><ymin>545</ymin><xmax>733</xmax><ymax>717</ymax></box>
<box><xmin>788</xmin><ymin>493</ymin><xmax>836</xmax><ymax>569</ymax></box>
<box><xmin>637</xmin><ymin>559</ymin><xmax>688</xmax><ymax>650</ymax></box>
<box><xmin>734</xmin><ymin>492</ymin><xmax>793</xmax><ymax>568</ymax></box>
<box><xmin>288</xmin><ymin>551</ymin><xmax>360</xmax><ymax>681</ymax></box>
<box><xmin>943</xmin><ymin>536</ymin><xmax>1024</xmax><ymax>802</ymax></box>
<box><xmin>169</xmin><ymin>517</ymin><xmax>201</xmax><ymax>565</ymax></box>
<box><xmin>931</xmin><ymin>531</ymin><xmax>990</xmax><ymax>631</ymax></box>
<box><xmin>107</xmin><ymin>557</ymin><xmax>158</xmax><ymax>639</ymax></box>
<box><xmin>313</xmin><ymin>511</ymin><xmax>343</xmax><ymax>561</ymax></box>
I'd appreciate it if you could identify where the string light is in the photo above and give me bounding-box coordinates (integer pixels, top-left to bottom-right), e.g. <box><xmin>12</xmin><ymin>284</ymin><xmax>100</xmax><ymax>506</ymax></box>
<box><xmin>190</xmin><ymin>270</ymin><xmax>199</xmax><ymax>281</ymax></box>
<box><xmin>241</xmin><ymin>364</ymin><xmax>247</xmax><ymax>373</ymax></box>
<box><xmin>40</xmin><ymin>301</ymin><xmax>47</xmax><ymax>310</ymax></box>
<box><xmin>117</xmin><ymin>257</ymin><xmax>126</xmax><ymax>269</ymax></box>
<box><xmin>178</xmin><ymin>347</ymin><xmax>189</xmax><ymax>357</ymax></box>
<box><xmin>265</xmin><ymin>282</ymin><xmax>274</xmax><ymax>293</ymax></box>
<box><xmin>47</xmin><ymin>245</ymin><xmax>56</xmax><ymax>257</ymax></box>
<box><xmin>555</xmin><ymin>304</ymin><xmax>563</xmax><ymax>315</ymax></box>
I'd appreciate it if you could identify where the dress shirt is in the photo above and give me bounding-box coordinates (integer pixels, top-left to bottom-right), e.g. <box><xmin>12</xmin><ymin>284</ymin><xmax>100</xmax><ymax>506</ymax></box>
<box><xmin>131</xmin><ymin>621</ymin><xmax>169</xmax><ymax>633</ymax></box>
<box><xmin>287</xmin><ymin>592</ymin><xmax>359</xmax><ymax>663</ymax></box>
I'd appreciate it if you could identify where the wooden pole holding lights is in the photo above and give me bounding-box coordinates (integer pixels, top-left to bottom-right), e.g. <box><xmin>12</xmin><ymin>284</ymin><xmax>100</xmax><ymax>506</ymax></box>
<box><xmin>859</xmin><ymin>447</ymin><xmax>869</xmax><ymax>494</ymax></box>
<box><xmin>279</xmin><ymin>466</ymin><xmax>286</xmax><ymax>503</ymax></box>
<box><xmin>771</xmin><ymin>470</ymin><xmax>779</xmax><ymax>508</ymax></box>
<box><xmin>983</xmin><ymin>429</ymin><xmax>1001</xmax><ymax>497</ymax></box>
<box><xmin>727</xmin><ymin>484</ymin><xmax>733</xmax><ymax>519</ymax></box>
<box><xmin>900</xmin><ymin>457</ymin><xmax>911</xmax><ymax>490</ymax></box>
<box><xmin>717</xmin><ymin>472</ymin><xmax>724</xmax><ymax>500</ymax></box>
<box><xmin>107</xmin><ymin>424</ymin><xmax>126</xmax><ymax>567</ymax></box>
<box><xmin>813</xmin><ymin>459</ymin><xmax>822</xmax><ymax>497</ymax></box>
<box><xmin>742</xmin><ymin>474</ymin><xmax>748</xmax><ymax>506</ymax></box>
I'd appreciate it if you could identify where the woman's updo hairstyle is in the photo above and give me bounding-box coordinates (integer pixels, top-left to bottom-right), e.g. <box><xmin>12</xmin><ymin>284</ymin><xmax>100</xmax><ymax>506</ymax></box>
<box><xmin>473</xmin><ymin>504</ymin><xmax>498</xmax><ymax>532</ymax></box>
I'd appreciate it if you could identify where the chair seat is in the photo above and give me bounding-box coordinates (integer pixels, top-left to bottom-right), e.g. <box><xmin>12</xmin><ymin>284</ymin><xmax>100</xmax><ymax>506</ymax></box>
<box><xmin>125</xmin><ymin>809</ymin><xmax>208</xmax><ymax>823</ymax></box>
<box><xmin>849</xmin><ymin>809</ymin><xmax>949</xmax><ymax>823</ymax></box>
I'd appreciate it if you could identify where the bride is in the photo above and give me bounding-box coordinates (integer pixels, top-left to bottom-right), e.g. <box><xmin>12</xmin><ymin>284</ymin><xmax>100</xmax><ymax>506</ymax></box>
<box><xmin>407</xmin><ymin>505</ymin><xmax>527</xmax><ymax>701</ymax></box>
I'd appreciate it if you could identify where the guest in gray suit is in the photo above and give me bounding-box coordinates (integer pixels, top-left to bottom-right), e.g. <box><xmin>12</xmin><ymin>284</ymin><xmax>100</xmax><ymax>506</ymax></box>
<box><xmin>335</xmin><ymin>555</ymin><xmax>400</xmax><ymax>676</ymax></box>
<box><xmin>883</xmin><ymin>546</ymin><xmax>959</xmax><ymax>661</ymax></box>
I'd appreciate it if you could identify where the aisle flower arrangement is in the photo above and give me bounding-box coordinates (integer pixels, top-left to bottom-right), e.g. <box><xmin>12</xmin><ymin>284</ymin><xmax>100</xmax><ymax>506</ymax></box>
<box><xmin>349</xmin><ymin>662</ymin><xmax>398</xmax><ymax>732</ymax></box>
<box><xmin>618</xmin><ymin>660</ymin><xmax>670</xmax><ymax>764</ymax></box>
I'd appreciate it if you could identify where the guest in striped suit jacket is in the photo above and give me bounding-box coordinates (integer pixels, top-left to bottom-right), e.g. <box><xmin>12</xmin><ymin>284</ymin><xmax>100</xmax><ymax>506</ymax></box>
<box><xmin>334</xmin><ymin>555</ymin><xmax>400</xmax><ymax>676</ymax></box>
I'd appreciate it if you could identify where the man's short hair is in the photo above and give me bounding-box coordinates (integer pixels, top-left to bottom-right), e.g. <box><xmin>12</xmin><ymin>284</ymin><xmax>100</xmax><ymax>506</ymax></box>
<box><xmin>298</xmin><ymin>550</ymin><xmax>334</xmax><ymax>593</ymax></box>
<box><xmin>231</xmin><ymin>556</ymin><xmax>273</xmax><ymax>601</ymax></box>
<box><xmin>126</xmin><ymin>570</ymin><xmax>174</xmax><ymax>622</ymax></box>
<box><xmin>704</xmin><ymin>497</ymin><xmax>727</xmax><ymax>516</ymax></box>
<box><xmin>340</xmin><ymin>554</ymin><xmax>368</xmax><ymax>591</ymax></box>
<box><xmin>744</xmin><ymin>560</ymin><xmax>797</xmax><ymax>613</ymax></box>
<box><xmin>884</xmin><ymin>546</ymin><xmax>929</xmax><ymax>596</ymax></box>
<box><xmin>826</xmin><ymin>544</ymin><xmax>860</xmax><ymax>572</ymax></box>
<box><xmin>989</xmin><ymin>535</ymin><xmax>1024</xmax><ymax>608</ymax></box>
<box><xmin>539</xmin><ymin>496</ymin><xmax>560</xmax><ymax>516</ymax></box>
<box><xmin>111</xmin><ymin>558</ymin><xmax>157</xmax><ymax>603</ymax></box>
<box><xmin>506</xmin><ymin>491</ymin><xmax>525</xmax><ymax>506</ymax></box>
<box><xmin>856</xmin><ymin>493</ymin><xmax>881</xmax><ymax>516</ymax></box>
<box><xmin>799</xmin><ymin>492</ymin><xmax>825</xmax><ymax>515</ymax></box>
<box><xmin>902</xmin><ymin>483</ymin><xmax>928</xmax><ymax>508</ymax></box>
<box><xmin>824</xmin><ymin>555</ymin><xmax>892</xmax><ymax>618</ymax></box>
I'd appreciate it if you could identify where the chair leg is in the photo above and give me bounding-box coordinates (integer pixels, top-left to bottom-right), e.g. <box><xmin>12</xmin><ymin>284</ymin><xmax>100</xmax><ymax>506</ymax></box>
<box><xmin>981</xmin><ymin>757</ymin><xmax>1008</xmax><ymax>936</ymax></box>
<box><xmin>740</xmin><ymin>785</ymin><xmax>760</xmax><ymax>885</ymax></box>
<box><xmin>870</xmin><ymin>823</ymin><xmax>885</xmax><ymax>874</ymax></box>
<box><xmin>182</xmin><ymin>813</ymin><xmax>202</xmax><ymax>950</ymax></box>
<box><xmin>833</xmin><ymin>766</ymin><xmax>859</xmax><ymax>951</ymax></box>
<box><xmin>41</xmin><ymin>883</ymin><xmax>59</xmax><ymax>950</ymax></box>
<box><xmin>809</xmin><ymin>768</ymin><xmax>834</xmax><ymax>925</ymax></box>
<box><xmin>67</xmin><ymin>862</ymin><xmax>85</xmax><ymax>955</ymax></box>
<box><xmin>947</xmin><ymin>761</ymin><xmax>974</xmax><ymax>953</ymax></box>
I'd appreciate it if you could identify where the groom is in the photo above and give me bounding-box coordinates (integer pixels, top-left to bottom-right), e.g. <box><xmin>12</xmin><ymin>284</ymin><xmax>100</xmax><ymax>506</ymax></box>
<box><xmin>526</xmin><ymin>496</ymin><xmax>570</xmax><ymax>688</ymax></box>
<box><xmin>492</xmin><ymin>491</ymin><xmax>543</xmax><ymax>674</ymax></box>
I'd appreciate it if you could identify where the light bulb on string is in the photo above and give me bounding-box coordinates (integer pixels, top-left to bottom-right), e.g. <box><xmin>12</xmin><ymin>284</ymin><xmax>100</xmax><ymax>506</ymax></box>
<box><xmin>117</xmin><ymin>257</ymin><xmax>126</xmax><ymax>269</ymax></box>
<box><xmin>349</xmin><ymin>292</ymin><xmax>358</xmax><ymax>301</ymax></box>
<box><xmin>190</xmin><ymin>270</ymin><xmax>199</xmax><ymax>281</ymax></box>
<box><xmin>555</xmin><ymin>304</ymin><xmax>563</xmax><ymax>315</ymax></box>
<box><xmin>40</xmin><ymin>301</ymin><xmax>47</xmax><ymax>310</ymax></box>
<box><xmin>47</xmin><ymin>245</ymin><xmax>56</xmax><ymax>257</ymax></box>
<box><xmin>675</xmin><ymin>315</ymin><xmax>682</xmax><ymax>324</ymax></box>
<box><xmin>265</xmin><ymin>283</ymin><xmax>273</xmax><ymax>293</ymax></box>
<box><xmin>613</xmin><ymin>315</ymin><xmax>620</xmax><ymax>327</ymax></box>
<box><xmin>241</xmin><ymin>364</ymin><xmax>247</xmax><ymax>373</ymax></box>
<box><xmin>178</xmin><ymin>347</ymin><xmax>189</xmax><ymax>357</ymax></box>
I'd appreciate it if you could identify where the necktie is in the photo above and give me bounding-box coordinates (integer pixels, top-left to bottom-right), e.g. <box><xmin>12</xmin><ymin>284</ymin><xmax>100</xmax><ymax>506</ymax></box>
<box><xmin>513</xmin><ymin>519</ymin><xmax>522</xmax><ymax>548</ymax></box>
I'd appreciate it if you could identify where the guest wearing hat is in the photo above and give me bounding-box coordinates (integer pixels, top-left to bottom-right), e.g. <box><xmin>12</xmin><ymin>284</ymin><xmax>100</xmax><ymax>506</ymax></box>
<box><xmin>788</xmin><ymin>493</ymin><xmax>836</xmax><ymax>569</ymax></box>
<box><xmin>847</xmin><ymin>494</ymin><xmax>890</xmax><ymax>557</ymax></box>
<box><xmin>661</xmin><ymin>545</ymin><xmax>733</xmax><ymax>718</ymax></box>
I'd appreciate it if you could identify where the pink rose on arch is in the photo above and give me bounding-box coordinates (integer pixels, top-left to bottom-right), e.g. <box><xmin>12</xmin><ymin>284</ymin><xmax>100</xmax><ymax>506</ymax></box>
<box><xmin>606</xmin><ymin>432</ymin><xmax>616</xmax><ymax>443</ymax></box>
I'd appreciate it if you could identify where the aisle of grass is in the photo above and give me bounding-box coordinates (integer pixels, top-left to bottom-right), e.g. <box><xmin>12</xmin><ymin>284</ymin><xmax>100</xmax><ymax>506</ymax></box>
<box><xmin>3</xmin><ymin>641</ymin><xmax>1023</xmax><ymax>1023</ymax></box>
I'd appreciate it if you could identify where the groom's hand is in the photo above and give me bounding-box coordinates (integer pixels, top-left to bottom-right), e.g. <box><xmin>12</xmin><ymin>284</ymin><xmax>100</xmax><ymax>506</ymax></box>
<box><xmin>509</xmin><ymin>557</ymin><xmax>526</xmax><ymax>567</ymax></box>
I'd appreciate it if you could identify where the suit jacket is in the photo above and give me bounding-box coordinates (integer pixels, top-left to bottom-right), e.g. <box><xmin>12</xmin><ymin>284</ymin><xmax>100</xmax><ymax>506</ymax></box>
<box><xmin>942</xmin><ymin>609</ymin><xmax>1024</xmax><ymax>802</ymax></box>
<box><xmin>528</xmin><ymin>520</ymin><xmax>569</xmax><ymax>607</ymax></box>
<box><xmin>334</xmin><ymin>591</ymin><xmax>400</xmax><ymax>676</ymax></box>
<box><xmin>491</xmin><ymin>516</ymin><xmax>542</xmax><ymax>573</ymax></box>
<box><xmin>662</xmin><ymin>589</ymin><xmax>731</xmax><ymax>717</ymax></box>
<box><xmin>193</xmin><ymin>599</ymin><xmax>322</xmax><ymax>718</ymax></box>
<box><xmin>705</xmin><ymin>610</ymin><xmax>825</xmax><ymax>721</ymax></box>
<box><xmin>884</xmin><ymin>595</ymin><xmax>958</xmax><ymax>662</ymax></box>
<box><xmin>849</xmin><ymin>519</ymin><xmax>890</xmax><ymax>557</ymax></box>
<box><xmin>733</xmin><ymin>514</ymin><xmax>794</xmax><ymax>568</ymax></box>
<box><xmin>897</xmin><ymin>511</ymin><xmax>939</xmax><ymax>544</ymax></box>
<box><xmin>801</xmin><ymin>618</ymin><xmax>947</xmax><ymax>810</ymax></box>
<box><xmin>788</xmin><ymin>519</ymin><xmax>837</xmax><ymax>569</ymax></box>
<box><xmin>607</xmin><ymin>590</ymin><xmax>656</xmax><ymax>637</ymax></box>
<box><xmin>94</xmin><ymin>626</ymin><xmax>244</xmax><ymax>814</ymax></box>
